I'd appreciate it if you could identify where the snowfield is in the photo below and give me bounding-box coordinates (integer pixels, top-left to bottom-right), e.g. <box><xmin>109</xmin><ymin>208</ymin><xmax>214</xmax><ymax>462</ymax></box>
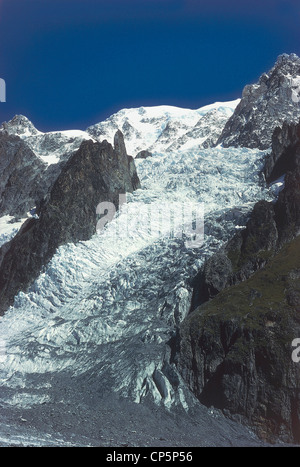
<box><xmin>87</xmin><ymin>99</ymin><xmax>240</xmax><ymax>155</ymax></box>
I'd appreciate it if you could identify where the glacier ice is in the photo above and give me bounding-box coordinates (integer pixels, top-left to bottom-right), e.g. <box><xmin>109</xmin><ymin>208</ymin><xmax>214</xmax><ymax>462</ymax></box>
<box><xmin>0</xmin><ymin>144</ymin><xmax>274</xmax><ymax>411</ymax></box>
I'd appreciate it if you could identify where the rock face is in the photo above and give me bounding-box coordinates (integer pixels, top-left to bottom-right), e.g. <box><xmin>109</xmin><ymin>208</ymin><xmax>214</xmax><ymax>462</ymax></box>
<box><xmin>190</xmin><ymin>200</ymin><xmax>278</xmax><ymax>312</ymax></box>
<box><xmin>275</xmin><ymin>167</ymin><xmax>300</xmax><ymax>246</ymax></box>
<box><xmin>0</xmin><ymin>116</ymin><xmax>98</xmax><ymax>220</ymax></box>
<box><xmin>0</xmin><ymin>132</ymin><xmax>140</xmax><ymax>314</ymax></box>
<box><xmin>178</xmin><ymin>237</ymin><xmax>300</xmax><ymax>443</ymax></box>
<box><xmin>217</xmin><ymin>53</ymin><xmax>300</xmax><ymax>149</ymax></box>
<box><xmin>264</xmin><ymin>118</ymin><xmax>300</xmax><ymax>245</ymax></box>
<box><xmin>1</xmin><ymin>114</ymin><xmax>95</xmax><ymax>166</ymax></box>
<box><xmin>135</xmin><ymin>149</ymin><xmax>152</xmax><ymax>159</ymax></box>
<box><xmin>190</xmin><ymin>114</ymin><xmax>300</xmax><ymax>313</ymax></box>
<box><xmin>264</xmin><ymin>120</ymin><xmax>300</xmax><ymax>183</ymax></box>
<box><xmin>178</xmin><ymin>118</ymin><xmax>300</xmax><ymax>443</ymax></box>
<box><xmin>0</xmin><ymin>133</ymin><xmax>59</xmax><ymax>218</ymax></box>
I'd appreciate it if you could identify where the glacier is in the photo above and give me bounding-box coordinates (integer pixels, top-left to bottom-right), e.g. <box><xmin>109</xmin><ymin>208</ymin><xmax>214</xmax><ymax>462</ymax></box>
<box><xmin>0</xmin><ymin>130</ymin><xmax>277</xmax><ymax>445</ymax></box>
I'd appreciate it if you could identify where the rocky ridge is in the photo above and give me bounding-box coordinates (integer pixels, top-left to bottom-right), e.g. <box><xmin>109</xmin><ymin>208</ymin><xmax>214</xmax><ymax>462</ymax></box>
<box><xmin>0</xmin><ymin>133</ymin><xmax>50</xmax><ymax>218</ymax></box>
<box><xmin>0</xmin><ymin>131</ymin><xmax>140</xmax><ymax>314</ymax></box>
<box><xmin>217</xmin><ymin>53</ymin><xmax>300</xmax><ymax>149</ymax></box>
<box><xmin>0</xmin><ymin>115</ymin><xmax>95</xmax><ymax>166</ymax></box>
<box><xmin>0</xmin><ymin>116</ymin><xmax>97</xmax><ymax>224</ymax></box>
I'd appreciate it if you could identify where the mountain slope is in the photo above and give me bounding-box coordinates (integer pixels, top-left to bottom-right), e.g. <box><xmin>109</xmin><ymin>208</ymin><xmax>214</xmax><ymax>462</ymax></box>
<box><xmin>217</xmin><ymin>53</ymin><xmax>300</xmax><ymax>149</ymax></box>
<box><xmin>1</xmin><ymin>115</ymin><xmax>95</xmax><ymax>166</ymax></box>
<box><xmin>0</xmin><ymin>133</ymin><xmax>47</xmax><ymax>217</ymax></box>
<box><xmin>0</xmin><ymin>131</ymin><xmax>140</xmax><ymax>315</ymax></box>
<box><xmin>0</xmin><ymin>101</ymin><xmax>239</xmax><ymax>247</ymax></box>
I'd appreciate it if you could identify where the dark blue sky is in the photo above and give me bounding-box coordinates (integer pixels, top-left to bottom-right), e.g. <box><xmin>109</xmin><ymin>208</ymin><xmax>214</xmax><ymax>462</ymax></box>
<box><xmin>0</xmin><ymin>0</ymin><xmax>299</xmax><ymax>131</ymax></box>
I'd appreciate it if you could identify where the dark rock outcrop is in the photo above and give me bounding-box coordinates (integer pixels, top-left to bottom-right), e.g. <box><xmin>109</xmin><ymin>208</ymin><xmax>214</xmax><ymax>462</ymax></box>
<box><xmin>190</xmin><ymin>200</ymin><xmax>278</xmax><ymax>312</ymax></box>
<box><xmin>264</xmin><ymin>120</ymin><xmax>300</xmax><ymax>183</ymax></box>
<box><xmin>135</xmin><ymin>149</ymin><xmax>152</xmax><ymax>159</ymax></box>
<box><xmin>0</xmin><ymin>132</ymin><xmax>140</xmax><ymax>314</ymax></box>
<box><xmin>217</xmin><ymin>53</ymin><xmax>300</xmax><ymax>150</ymax></box>
<box><xmin>274</xmin><ymin>166</ymin><xmax>300</xmax><ymax>246</ymax></box>
<box><xmin>264</xmin><ymin>119</ymin><xmax>300</xmax><ymax>245</ymax></box>
<box><xmin>0</xmin><ymin>133</ymin><xmax>59</xmax><ymax>218</ymax></box>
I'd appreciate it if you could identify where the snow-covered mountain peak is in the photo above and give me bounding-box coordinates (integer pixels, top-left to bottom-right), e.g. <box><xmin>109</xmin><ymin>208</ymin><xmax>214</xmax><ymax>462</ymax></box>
<box><xmin>1</xmin><ymin>116</ymin><xmax>96</xmax><ymax>166</ymax></box>
<box><xmin>1</xmin><ymin>114</ymin><xmax>41</xmax><ymax>137</ymax></box>
<box><xmin>274</xmin><ymin>52</ymin><xmax>300</xmax><ymax>69</ymax></box>
<box><xmin>86</xmin><ymin>99</ymin><xmax>240</xmax><ymax>156</ymax></box>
